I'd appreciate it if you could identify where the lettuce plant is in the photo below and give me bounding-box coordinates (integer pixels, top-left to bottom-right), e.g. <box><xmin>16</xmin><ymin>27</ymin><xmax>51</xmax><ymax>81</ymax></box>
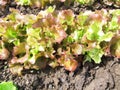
<box><xmin>14</xmin><ymin>0</ymin><xmax>95</xmax><ymax>8</ymax></box>
<box><xmin>103</xmin><ymin>0</ymin><xmax>120</xmax><ymax>7</ymax></box>
<box><xmin>0</xmin><ymin>81</ymin><xmax>17</xmax><ymax>90</ymax></box>
<box><xmin>0</xmin><ymin>7</ymin><xmax>120</xmax><ymax>74</ymax></box>
<box><xmin>14</xmin><ymin>0</ymin><xmax>120</xmax><ymax>8</ymax></box>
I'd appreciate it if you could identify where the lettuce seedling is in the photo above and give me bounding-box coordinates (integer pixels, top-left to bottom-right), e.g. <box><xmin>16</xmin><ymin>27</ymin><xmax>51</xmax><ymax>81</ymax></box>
<box><xmin>0</xmin><ymin>81</ymin><xmax>17</xmax><ymax>90</ymax></box>
<box><xmin>0</xmin><ymin>41</ymin><xmax>10</xmax><ymax>60</ymax></box>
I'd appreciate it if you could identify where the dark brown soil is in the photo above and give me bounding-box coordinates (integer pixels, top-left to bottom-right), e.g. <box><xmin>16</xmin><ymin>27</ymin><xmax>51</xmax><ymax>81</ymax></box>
<box><xmin>0</xmin><ymin>1</ymin><xmax>120</xmax><ymax>90</ymax></box>
<box><xmin>0</xmin><ymin>57</ymin><xmax>120</xmax><ymax>90</ymax></box>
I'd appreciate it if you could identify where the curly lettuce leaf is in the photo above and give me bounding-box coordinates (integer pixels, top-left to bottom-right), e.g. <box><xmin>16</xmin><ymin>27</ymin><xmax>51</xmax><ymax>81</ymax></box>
<box><xmin>58</xmin><ymin>54</ymin><xmax>78</xmax><ymax>71</ymax></box>
<box><xmin>0</xmin><ymin>81</ymin><xmax>17</xmax><ymax>90</ymax></box>
<box><xmin>58</xmin><ymin>10</ymin><xmax>75</xmax><ymax>25</ymax></box>
<box><xmin>86</xmin><ymin>48</ymin><xmax>104</xmax><ymax>63</ymax></box>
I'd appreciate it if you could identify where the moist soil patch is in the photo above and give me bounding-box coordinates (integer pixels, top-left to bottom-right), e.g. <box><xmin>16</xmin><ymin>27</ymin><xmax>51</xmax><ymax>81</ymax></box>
<box><xmin>0</xmin><ymin>0</ymin><xmax>120</xmax><ymax>90</ymax></box>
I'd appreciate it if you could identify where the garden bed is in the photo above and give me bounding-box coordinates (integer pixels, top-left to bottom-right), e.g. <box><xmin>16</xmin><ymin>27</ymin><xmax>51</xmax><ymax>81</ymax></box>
<box><xmin>0</xmin><ymin>0</ymin><xmax>120</xmax><ymax>90</ymax></box>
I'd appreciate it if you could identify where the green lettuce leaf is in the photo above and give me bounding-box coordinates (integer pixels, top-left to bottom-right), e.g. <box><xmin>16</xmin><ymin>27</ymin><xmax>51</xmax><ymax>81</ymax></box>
<box><xmin>0</xmin><ymin>81</ymin><xmax>17</xmax><ymax>90</ymax></box>
<box><xmin>86</xmin><ymin>48</ymin><xmax>104</xmax><ymax>63</ymax></box>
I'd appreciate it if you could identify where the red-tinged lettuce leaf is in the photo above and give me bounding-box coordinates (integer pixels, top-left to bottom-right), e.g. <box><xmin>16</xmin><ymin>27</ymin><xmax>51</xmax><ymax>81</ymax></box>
<box><xmin>33</xmin><ymin>12</ymin><xmax>58</xmax><ymax>28</ymax></box>
<box><xmin>0</xmin><ymin>48</ymin><xmax>10</xmax><ymax>60</ymax></box>
<box><xmin>49</xmin><ymin>59</ymin><xmax>59</xmax><ymax>68</ymax></box>
<box><xmin>53</xmin><ymin>26</ymin><xmax>67</xmax><ymax>43</ymax></box>
<box><xmin>89</xmin><ymin>10</ymin><xmax>108</xmax><ymax>23</ymax></box>
<box><xmin>32</xmin><ymin>10</ymin><xmax>67</xmax><ymax>44</ymax></box>
<box><xmin>58</xmin><ymin>54</ymin><xmax>78</xmax><ymax>71</ymax></box>
<box><xmin>71</xmin><ymin>43</ymin><xmax>83</xmax><ymax>55</ymax></box>
<box><xmin>58</xmin><ymin>10</ymin><xmax>75</xmax><ymax>25</ymax></box>
<box><xmin>64</xmin><ymin>59</ymin><xmax>78</xmax><ymax>72</ymax></box>
<box><xmin>0</xmin><ymin>40</ymin><xmax>10</xmax><ymax>60</ymax></box>
<box><xmin>89</xmin><ymin>13</ymin><xmax>103</xmax><ymax>21</ymax></box>
<box><xmin>45</xmin><ymin>14</ymin><xmax>58</xmax><ymax>27</ymax></box>
<box><xmin>10</xmin><ymin>53</ymin><xmax>29</xmax><ymax>64</ymax></box>
<box><xmin>110</xmin><ymin>35</ymin><xmax>120</xmax><ymax>58</ymax></box>
<box><xmin>13</xmin><ymin>43</ymin><xmax>26</xmax><ymax>56</ymax></box>
<box><xmin>9</xmin><ymin>64</ymin><xmax>23</xmax><ymax>75</ymax></box>
<box><xmin>10</xmin><ymin>45</ymin><xmax>29</xmax><ymax>64</ymax></box>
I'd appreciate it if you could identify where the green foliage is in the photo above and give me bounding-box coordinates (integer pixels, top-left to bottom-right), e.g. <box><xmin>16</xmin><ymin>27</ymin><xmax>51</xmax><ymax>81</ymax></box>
<box><xmin>0</xmin><ymin>81</ymin><xmax>17</xmax><ymax>90</ymax></box>
<box><xmin>16</xmin><ymin>0</ymin><xmax>31</xmax><ymax>5</ymax></box>
<box><xmin>14</xmin><ymin>0</ymin><xmax>95</xmax><ymax>8</ymax></box>
<box><xmin>86</xmin><ymin>48</ymin><xmax>104</xmax><ymax>63</ymax></box>
<box><xmin>76</xmin><ymin>0</ymin><xmax>94</xmax><ymax>5</ymax></box>
<box><xmin>0</xmin><ymin>8</ymin><xmax>120</xmax><ymax>74</ymax></box>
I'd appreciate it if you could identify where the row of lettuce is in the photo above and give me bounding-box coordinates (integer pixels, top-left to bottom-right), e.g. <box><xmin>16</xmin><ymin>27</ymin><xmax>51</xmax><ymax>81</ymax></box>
<box><xmin>14</xmin><ymin>0</ymin><xmax>120</xmax><ymax>7</ymax></box>
<box><xmin>1</xmin><ymin>0</ymin><xmax>120</xmax><ymax>8</ymax></box>
<box><xmin>0</xmin><ymin>7</ymin><xmax>120</xmax><ymax>74</ymax></box>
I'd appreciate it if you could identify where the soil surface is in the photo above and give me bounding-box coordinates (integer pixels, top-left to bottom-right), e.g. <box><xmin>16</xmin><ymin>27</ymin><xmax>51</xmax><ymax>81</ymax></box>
<box><xmin>0</xmin><ymin>0</ymin><xmax>120</xmax><ymax>90</ymax></box>
<box><xmin>0</xmin><ymin>57</ymin><xmax>120</xmax><ymax>90</ymax></box>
